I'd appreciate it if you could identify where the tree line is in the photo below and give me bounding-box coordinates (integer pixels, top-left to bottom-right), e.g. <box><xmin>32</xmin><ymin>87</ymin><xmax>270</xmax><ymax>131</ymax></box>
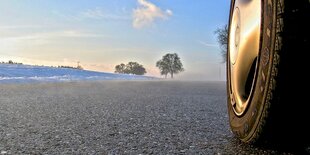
<box><xmin>1</xmin><ymin>60</ymin><xmax>84</xmax><ymax>70</ymax></box>
<box><xmin>114</xmin><ymin>53</ymin><xmax>184</xmax><ymax>78</ymax></box>
<box><xmin>0</xmin><ymin>60</ymin><xmax>23</xmax><ymax>65</ymax></box>
<box><xmin>58</xmin><ymin>65</ymin><xmax>83</xmax><ymax>70</ymax></box>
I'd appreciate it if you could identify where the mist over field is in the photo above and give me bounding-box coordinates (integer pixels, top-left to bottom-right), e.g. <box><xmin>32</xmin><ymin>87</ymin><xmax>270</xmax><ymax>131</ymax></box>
<box><xmin>0</xmin><ymin>64</ymin><xmax>154</xmax><ymax>84</ymax></box>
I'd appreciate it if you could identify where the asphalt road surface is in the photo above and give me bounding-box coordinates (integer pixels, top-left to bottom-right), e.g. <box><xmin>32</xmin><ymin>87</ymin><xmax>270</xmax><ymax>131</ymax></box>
<box><xmin>0</xmin><ymin>81</ymin><xmax>309</xmax><ymax>154</ymax></box>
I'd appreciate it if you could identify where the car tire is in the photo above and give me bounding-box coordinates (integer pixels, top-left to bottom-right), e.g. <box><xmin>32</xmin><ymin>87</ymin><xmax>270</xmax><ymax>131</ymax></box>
<box><xmin>227</xmin><ymin>0</ymin><xmax>310</xmax><ymax>146</ymax></box>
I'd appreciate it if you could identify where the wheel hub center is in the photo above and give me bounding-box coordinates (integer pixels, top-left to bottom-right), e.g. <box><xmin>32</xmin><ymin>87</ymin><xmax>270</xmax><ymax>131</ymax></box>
<box><xmin>235</xmin><ymin>25</ymin><xmax>240</xmax><ymax>48</ymax></box>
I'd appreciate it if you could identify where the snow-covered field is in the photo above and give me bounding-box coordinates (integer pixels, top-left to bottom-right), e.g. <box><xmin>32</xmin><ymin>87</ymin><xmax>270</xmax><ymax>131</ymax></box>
<box><xmin>0</xmin><ymin>64</ymin><xmax>155</xmax><ymax>83</ymax></box>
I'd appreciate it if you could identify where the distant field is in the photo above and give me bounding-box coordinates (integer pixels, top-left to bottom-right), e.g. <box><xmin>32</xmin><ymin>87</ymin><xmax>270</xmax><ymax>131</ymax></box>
<box><xmin>0</xmin><ymin>64</ymin><xmax>155</xmax><ymax>83</ymax></box>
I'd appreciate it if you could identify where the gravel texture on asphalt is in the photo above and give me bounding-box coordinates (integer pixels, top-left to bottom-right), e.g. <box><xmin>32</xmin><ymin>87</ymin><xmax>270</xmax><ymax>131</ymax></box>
<box><xmin>0</xmin><ymin>81</ymin><xmax>309</xmax><ymax>154</ymax></box>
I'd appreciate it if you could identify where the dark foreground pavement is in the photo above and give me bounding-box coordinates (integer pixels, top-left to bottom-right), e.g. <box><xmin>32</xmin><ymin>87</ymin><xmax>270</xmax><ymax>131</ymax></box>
<box><xmin>0</xmin><ymin>81</ymin><xmax>309</xmax><ymax>154</ymax></box>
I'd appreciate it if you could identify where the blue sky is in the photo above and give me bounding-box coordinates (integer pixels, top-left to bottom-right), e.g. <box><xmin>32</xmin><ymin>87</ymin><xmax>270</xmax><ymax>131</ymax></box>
<box><xmin>0</xmin><ymin>0</ymin><xmax>230</xmax><ymax>80</ymax></box>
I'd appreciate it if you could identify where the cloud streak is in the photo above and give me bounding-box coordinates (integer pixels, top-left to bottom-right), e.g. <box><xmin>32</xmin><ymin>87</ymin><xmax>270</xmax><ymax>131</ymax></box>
<box><xmin>1</xmin><ymin>30</ymin><xmax>106</xmax><ymax>41</ymax></box>
<box><xmin>133</xmin><ymin>0</ymin><xmax>173</xmax><ymax>28</ymax></box>
<box><xmin>52</xmin><ymin>8</ymin><xmax>130</xmax><ymax>21</ymax></box>
<box><xmin>0</xmin><ymin>30</ymin><xmax>107</xmax><ymax>52</ymax></box>
<box><xmin>198</xmin><ymin>40</ymin><xmax>218</xmax><ymax>47</ymax></box>
<box><xmin>81</xmin><ymin>8</ymin><xmax>130</xmax><ymax>20</ymax></box>
<box><xmin>0</xmin><ymin>25</ymin><xmax>42</xmax><ymax>30</ymax></box>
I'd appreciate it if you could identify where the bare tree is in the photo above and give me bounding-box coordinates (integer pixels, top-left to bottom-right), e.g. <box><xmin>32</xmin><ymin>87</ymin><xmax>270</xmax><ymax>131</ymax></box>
<box><xmin>215</xmin><ymin>25</ymin><xmax>228</xmax><ymax>63</ymax></box>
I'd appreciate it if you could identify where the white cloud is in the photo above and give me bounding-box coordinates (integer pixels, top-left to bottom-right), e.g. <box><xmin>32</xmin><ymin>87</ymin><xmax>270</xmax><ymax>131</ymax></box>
<box><xmin>133</xmin><ymin>0</ymin><xmax>173</xmax><ymax>28</ymax></box>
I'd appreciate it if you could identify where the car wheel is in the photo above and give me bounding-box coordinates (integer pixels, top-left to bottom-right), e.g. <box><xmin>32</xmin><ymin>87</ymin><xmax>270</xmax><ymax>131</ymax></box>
<box><xmin>227</xmin><ymin>0</ymin><xmax>310</xmax><ymax>145</ymax></box>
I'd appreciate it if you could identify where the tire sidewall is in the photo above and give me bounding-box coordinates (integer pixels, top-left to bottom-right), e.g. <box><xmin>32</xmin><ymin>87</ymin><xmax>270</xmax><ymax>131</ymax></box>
<box><xmin>227</xmin><ymin>0</ymin><xmax>276</xmax><ymax>142</ymax></box>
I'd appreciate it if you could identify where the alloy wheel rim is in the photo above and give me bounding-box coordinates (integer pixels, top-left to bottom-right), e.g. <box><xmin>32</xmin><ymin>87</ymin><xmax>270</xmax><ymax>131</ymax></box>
<box><xmin>229</xmin><ymin>0</ymin><xmax>262</xmax><ymax>116</ymax></box>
